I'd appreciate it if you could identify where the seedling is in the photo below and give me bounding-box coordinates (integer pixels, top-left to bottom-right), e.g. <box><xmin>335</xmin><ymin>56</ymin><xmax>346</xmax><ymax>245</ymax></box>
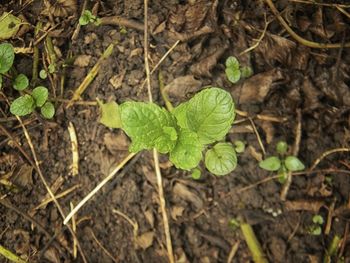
<box><xmin>259</xmin><ymin>141</ymin><xmax>305</xmax><ymax>183</ymax></box>
<box><xmin>225</xmin><ymin>56</ymin><xmax>253</xmax><ymax>84</ymax></box>
<box><xmin>79</xmin><ymin>10</ymin><xmax>101</xmax><ymax>26</ymax></box>
<box><xmin>0</xmin><ymin>43</ymin><xmax>55</xmax><ymax>119</ymax></box>
<box><xmin>308</xmin><ymin>214</ymin><xmax>324</xmax><ymax>235</ymax></box>
<box><xmin>99</xmin><ymin>88</ymin><xmax>243</xmax><ymax>176</ymax></box>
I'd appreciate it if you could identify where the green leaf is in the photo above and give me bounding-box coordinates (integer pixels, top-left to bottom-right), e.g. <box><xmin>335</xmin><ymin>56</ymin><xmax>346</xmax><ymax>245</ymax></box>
<box><xmin>312</xmin><ymin>215</ymin><xmax>324</xmax><ymax>225</ymax></box>
<box><xmin>39</xmin><ymin>69</ymin><xmax>47</xmax><ymax>79</ymax></box>
<box><xmin>259</xmin><ymin>156</ymin><xmax>281</xmax><ymax>171</ymax></box>
<box><xmin>233</xmin><ymin>140</ymin><xmax>245</xmax><ymax>153</ymax></box>
<box><xmin>225</xmin><ymin>67</ymin><xmax>241</xmax><ymax>84</ymax></box>
<box><xmin>13</xmin><ymin>74</ymin><xmax>29</xmax><ymax>90</ymax></box>
<box><xmin>169</xmin><ymin>129</ymin><xmax>203</xmax><ymax>170</ymax></box>
<box><xmin>309</xmin><ymin>225</ymin><xmax>322</xmax><ymax>236</ymax></box>
<box><xmin>276</xmin><ymin>141</ymin><xmax>288</xmax><ymax>155</ymax></box>
<box><xmin>191</xmin><ymin>168</ymin><xmax>201</xmax><ymax>180</ymax></box>
<box><xmin>0</xmin><ymin>43</ymin><xmax>14</xmax><ymax>73</ymax></box>
<box><xmin>40</xmin><ymin>101</ymin><xmax>55</xmax><ymax>119</ymax></box>
<box><xmin>240</xmin><ymin>66</ymin><xmax>253</xmax><ymax>78</ymax></box>
<box><xmin>32</xmin><ymin>86</ymin><xmax>48</xmax><ymax>107</ymax></box>
<box><xmin>10</xmin><ymin>94</ymin><xmax>35</xmax><ymax>116</ymax></box>
<box><xmin>79</xmin><ymin>10</ymin><xmax>95</xmax><ymax>25</ymax></box>
<box><xmin>97</xmin><ymin>99</ymin><xmax>122</xmax><ymax>129</ymax></box>
<box><xmin>176</xmin><ymin>88</ymin><xmax>235</xmax><ymax>145</ymax></box>
<box><xmin>0</xmin><ymin>12</ymin><xmax>22</xmax><ymax>40</ymax></box>
<box><xmin>0</xmin><ymin>74</ymin><xmax>2</xmax><ymax>90</ymax></box>
<box><xmin>48</xmin><ymin>63</ymin><xmax>55</xmax><ymax>74</ymax></box>
<box><xmin>225</xmin><ymin>56</ymin><xmax>240</xmax><ymax>70</ymax></box>
<box><xmin>205</xmin><ymin>142</ymin><xmax>237</xmax><ymax>176</ymax></box>
<box><xmin>277</xmin><ymin>166</ymin><xmax>288</xmax><ymax>184</ymax></box>
<box><xmin>285</xmin><ymin>156</ymin><xmax>305</xmax><ymax>171</ymax></box>
<box><xmin>120</xmin><ymin>101</ymin><xmax>178</xmax><ymax>154</ymax></box>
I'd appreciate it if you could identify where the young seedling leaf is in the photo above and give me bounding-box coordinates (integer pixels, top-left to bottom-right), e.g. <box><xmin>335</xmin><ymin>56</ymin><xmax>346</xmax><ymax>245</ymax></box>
<box><xmin>13</xmin><ymin>74</ymin><xmax>29</xmax><ymax>91</ymax></box>
<box><xmin>39</xmin><ymin>69</ymin><xmax>47</xmax><ymax>79</ymax></box>
<box><xmin>97</xmin><ymin>99</ymin><xmax>122</xmax><ymax>128</ymax></box>
<box><xmin>277</xmin><ymin>166</ymin><xmax>288</xmax><ymax>184</ymax></box>
<box><xmin>225</xmin><ymin>67</ymin><xmax>241</xmax><ymax>84</ymax></box>
<box><xmin>0</xmin><ymin>43</ymin><xmax>14</xmax><ymax>73</ymax></box>
<box><xmin>205</xmin><ymin>142</ymin><xmax>237</xmax><ymax>176</ymax></box>
<box><xmin>259</xmin><ymin>156</ymin><xmax>281</xmax><ymax>171</ymax></box>
<box><xmin>191</xmin><ymin>168</ymin><xmax>201</xmax><ymax>180</ymax></box>
<box><xmin>234</xmin><ymin>140</ymin><xmax>245</xmax><ymax>153</ymax></box>
<box><xmin>48</xmin><ymin>63</ymin><xmax>55</xmax><ymax>74</ymax></box>
<box><xmin>169</xmin><ymin>129</ymin><xmax>203</xmax><ymax>170</ymax></box>
<box><xmin>285</xmin><ymin>156</ymin><xmax>305</xmax><ymax>171</ymax></box>
<box><xmin>79</xmin><ymin>10</ymin><xmax>95</xmax><ymax>25</ymax></box>
<box><xmin>40</xmin><ymin>101</ymin><xmax>55</xmax><ymax>119</ymax></box>
<box><xmin>312</xmin><ymin>215</ymin><xmax>324</xmax><ymax>225</ymax></box>
<box><xmin>32</xmin><ymin>86</ymin><xmax>48</xmax><ymax>107</ymax></box>
<box><xmin>181</xmin><ymin>88</ymin><xmax>235</xmax><ymax>145</ymax></box>
<box><xmin>173</xmin><ymin>102</ymin><xmax>189</xmax><ymax>129</ymax></box>
<box><xmin>240</xmin><ymin>66</ymin><xmax>253</xmax><ymax>78</ymax></box>
<box><xmin>10</xmin><ymin>94</ymin><xmax>35</xmax><ymax>116</ymax></box>
<box><xmin>120</xmin><ymin>101</ymin><xmax>178</xmax><ymax>154</ymax></box>
<box><xmin>225</xmin><ymin>56</ymin><xmax>240</xmax><ymax>70</ymax></box>
<box><xmin>276</xmin><ymin>141</ymin><xmax>288</xmax><ymax>155</ymax></box>
<box><xmin>0</xmin><ymin>12</ymin><xmax>22</xmax><ymax>40</ymax></box>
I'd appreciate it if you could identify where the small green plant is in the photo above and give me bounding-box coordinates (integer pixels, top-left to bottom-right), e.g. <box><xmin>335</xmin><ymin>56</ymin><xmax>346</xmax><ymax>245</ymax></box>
<box><xmin>259</xmin><ymin>141</ymin><xmax>305</xmax><ymax>183</ymax></box>
<box><xmin>308</xmin><ymin>214</ymin><xmax>324</xmax><ymax>235</ymax></box>
<box><xmin>79</xmin><ymin>10</ymin><xmax>101</xmax><ymax>26</ymax></box>
<box><xmin>0</xmin><ymin>43</ymin><xmax>55</xmax><ymax>119</ymax></box>
<box><xmin>225</xmin><ymin>56</ymin><xmax>253</xmax><ymax>84</ymax></box>
<box><xmin>99</xmin><ymin>88</ymin><xmax>242</xmax><ymax>176</ymax></box>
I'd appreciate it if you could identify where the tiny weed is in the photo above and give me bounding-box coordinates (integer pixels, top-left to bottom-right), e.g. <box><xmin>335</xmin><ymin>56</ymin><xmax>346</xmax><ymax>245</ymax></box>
<box><xmin>99</xmin><ymin>88</ymin><xmax>243</xmax><ymax>176</ymax></box>
<box><xmin>259</xmin><ymin>141</ymin><xmax>305</xmax><ymax>183</ymax></box>
<box><xmin>79</xmin><ymin>10</ymin><xmax>101</xmax><ymax>26</ymax></box>
<box><xmin>225</xmin><ymin>56</ymin><xmax>253</xmax><ymax>84</ymax></box>
<box><xmin>308</xmin><ymin>214</ymin><xmax>324</xmax><ymax>235</ymax></box>
<box><xmin>0</xmin><ymin>43</ymin><xmax>55</xmax><ymax>119</ymax></box>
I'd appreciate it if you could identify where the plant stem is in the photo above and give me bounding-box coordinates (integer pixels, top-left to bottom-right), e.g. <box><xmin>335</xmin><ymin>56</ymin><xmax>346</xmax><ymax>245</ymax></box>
<box><xmin>159</xmin><ymin>71</ymin><xmax>174</xmax><ymax>111</ymax></box>
<box><xmin>0</xmin><ymin>245</ymin><xmax>27</xmax><ymax>263</ymax></box>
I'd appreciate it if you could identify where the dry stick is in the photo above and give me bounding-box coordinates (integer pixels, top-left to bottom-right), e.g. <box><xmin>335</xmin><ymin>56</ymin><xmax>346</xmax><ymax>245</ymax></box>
<box><xmin>288</xmin><ymin>0</ymin><xmax>350</xmax><ymax>8</ymax></box>
<box><xmin>0</xmin><ymin>245</ymin><xmax>27</xmax><ymax>263</ymax></box>
<box><xmin>66</xmin><ymin>43</ymin><xmax>115</xmax><ymax>108</ymax></box>
<box><xmin>100</xmin><ymin>16</ymin><xmax>144</xmax><ymax>32</ymax></box>
<box><xmin>280</xmin><ymin>109</ymin><xmax>302</xmax><ymax>201</ymax></box>
<box><xmin>310</xmin><ymin>148</ymin><xmax>350</xmax><ymax>171</ymax></box>
<box><xmin>248</xmin><ymin>117</ymin><xmax>266</xmax><ymax>156</ymax></box>
<box><xmin>15</xmin><ymin>116</ymin><xmax>88</xmax><ymax>263</ymax></box>
<box><xmin>88</xmin><ymin>228</ymin><xmax>118</xmax><ymax>263</ymax></box>
<box><xmin>227</xmin><ymin>241</ymin><xmax>240</xmax><ymax>263</ymax></box>
<box><xmin>265</xmin><ymin>0</ymin><xmax>350</xmax><ymax>48</ymax></box>
<box><xmin>144</xmin><ymin>0</ymin><xmax>174</xmax><ymax>262</ymax></box>
<box><xmin>63</xmin><ymin>152</ymin><xmax>136</xmax><ymax>224</ymax></box>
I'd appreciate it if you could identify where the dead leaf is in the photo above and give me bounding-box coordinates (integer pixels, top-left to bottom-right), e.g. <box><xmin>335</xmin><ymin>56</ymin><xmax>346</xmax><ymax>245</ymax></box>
<box><xmin>247</xmin><ymin>145</ymin><xmax>263</xmax><ymax>162</ymax></box>
<box><xmin>143</xmin><ymin>208</ymin><xmax>154</xmax><ymax>227</ymax></box>
<box><xmin>153</xmin><ymin>21</ymin><xmax>166</xmax><ymax>35</ymax></box>
<box><xmin>109</xmin><ymin>69</ymin><xmax>126</xmax><ymax>89</ymax></box>
<box><xmin>42</xmin><ymin>0</ymin><xmax>77</xmax><ymax>17</ymax></box>
<box><xmin>13</xmin><ymin>164</ymin><xmax>33</xmax><ymax>188</ymax></box>
<box><xmin>171</xmin><ymin>206</ymin><xmax>185</xmax><ymax>221</ymax></box>
<box><xmin>236</xmin><ymin>69</ymin><xmax>284</xmax><ymax>104</ymax></box>
<box><xmin>285</xmin><ymin>200</ymin><xmax>324</xmax><ymax>212</ymax></box>
<box><xmin>164</xmin><ymin>75</ymin><xmax>202</xmax><ymax>99</ymax></box>
<box><xmin>173</xmin><ymin>183</ymin><xmax>203</xmax><ymax>210</ymax></box>
<box><xmin>129</xmin><ymin>48</ymin><xmax>143</xmax><ymax>59</ymax></box>
<box><xmin>44</xmin><ymin>247</ymin><xmax>60</xmax><ymax>263</ymax></box>
<box><xmin>258</xmin><ymin>121</ymin><xmax>275</xmax><ymax>144</ymax></box>
<box><xmin>135</xmin><ymin>231</ymin><xmax>154</xmax><ymax>250</ymax></box>
<box><xmin>74</xmin><ymin>55</ymin><xmax>92</xmax><ymax>67</ymax></box>
<box><xmin>104</xmin><ymin>131</ymin><xmax>129</xmax><ymax>154</ymax></box>
<box><xmin>301</xmin><ymin>77</ymin><xmax>321</xmax><ymax>111</ymax></box>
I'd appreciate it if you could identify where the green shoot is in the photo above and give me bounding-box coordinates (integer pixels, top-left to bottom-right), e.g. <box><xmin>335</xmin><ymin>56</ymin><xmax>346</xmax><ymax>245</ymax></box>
<box><xmin>225</xmin><ymin>56</ymin><xmax>253</xmax><ymax>84</ymax></box>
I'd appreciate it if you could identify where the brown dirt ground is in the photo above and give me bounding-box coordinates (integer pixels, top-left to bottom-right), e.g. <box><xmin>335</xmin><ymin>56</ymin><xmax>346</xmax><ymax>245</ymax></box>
<box><xmin>1</xmin><ymin>0</ymin><xmax>350</xmax><ymax>262</ymax></box>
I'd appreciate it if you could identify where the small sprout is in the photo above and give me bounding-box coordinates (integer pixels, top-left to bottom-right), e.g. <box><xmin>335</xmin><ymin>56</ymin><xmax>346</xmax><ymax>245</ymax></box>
<box><xmin>312</xmin><ymin>215</ymin><xmax>324</xmax><ymax>225</ymax></box>
<box><xmin>41</xmin><ymin>101</ymin><xmax>55</xmax><ymax>119</ymax></box>
<box><xmin>191</xmin><ymin>168</ymin><xmax>201</xmax><ymax>180</ymax></box>
<box><xmin>309</xmin><ymin>225</ymin><xmax>322</xmax><ymax>235</ymax></box>
<box><xmin>0</xmin><ymin>43</ymin><xmax>15</xmax><ymax>74</ymax></box>
<box><xmin>39</xmin><ymin>69</ymin><xmax>48</xmax><ymax>79</ymax></box>
<box><xmin>79</xmin><ymin>10</ymin><xmax>100</xmax><ymax>26</ymax></box>
<box><xmin>259</xmin><ymin>156</ymin><xmax>281</xmax><ymax>171</ymax></box>
<box><xmin>228</xmin><ymin>218</ymin><xmax>241</xmax><ymax>231</ymax></box>
<box><xmin>120</xmin><ymin>26</ymin><xmax>127</xmax><ymax>34</ymax></box>
<box><xmin>13</xmin><ymin>74</ymin><xmax>29</xmax><ymax>91</ymax></box>
<box><xmin>277</xmin><ymin>165</ymin><xmax>288</xmax><ymax>184</ymax></box>
<box><xmin>225</xmin><ymin>56</ymin><xmax>254</xmax><ymax>84</ymax></box>
<box><xmin>240</xmin><ymin>66</ymin><xmax>253</xmax><ymax>78</ymax></box>
<box><xmin>233</xmin><ymin>140</ymin><xmax>245</xmax><ymax>153</ymax></box>
<box><xmin>276</xmin><ymin>141</ymin><xmax>288</xmax><ymax>155</ymax></box>
<box><xmin>308</xmin><ymin>215</ymin><xmax>324</xmax><ymax>235</ymax></box>
<box><xmin>48</xmin><ymin>63</ymin><xmax>56</xmax><ymax>74</ymax></box>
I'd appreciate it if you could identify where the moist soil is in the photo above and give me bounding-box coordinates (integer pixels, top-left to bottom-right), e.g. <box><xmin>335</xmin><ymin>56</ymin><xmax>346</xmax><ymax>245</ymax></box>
<box><xmin>1</xmin><ymin>1</ymin><xmax>350</xmax><ymax>262</ymax></box>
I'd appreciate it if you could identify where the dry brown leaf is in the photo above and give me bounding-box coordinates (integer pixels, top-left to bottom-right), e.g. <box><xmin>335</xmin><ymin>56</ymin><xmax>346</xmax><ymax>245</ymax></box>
<box><xmin>164</xmin><ymin>75</ymin><xmax>202</xmax><ymax>99</ymax></box>
<box><xmin>44</xmin><ymin>247</ymin><xmax>60</xmax><ymax>263</ymax></box>
<box><xmin>258</xmin><ymin>121</ymin><xmax>275</xmax><ymax>144</ymax></box>
<box><xmin>302</xmin><ymin>77</ymin><xmax>321</xmax><ymax>111</ymax></box>
<box><xmin>104</xmin><ymin>132</ymin><xmax>129</xmax><ymax>154</ymax></box>
<box><xmin>247</xmin><ymin>145</ymin><xmax>263</xmax><ymax>162</ymax></box>
<box><xmin>135</xmin><ymin>231</ymin><xmax>155</xmax><ymax>250</ymax></box>
<box><xmin>236</xmin><ymin>69</ymin><xmax>283</xmax><ymax>104</ymax></box>
<box><xmin>171</xmin><ymin>206</ymin><xmax>185</xmax><ymax>221</ymax></box>
<box><xmin>143</xmin><ymin>208</ymin><xmax>154</xmax><ymax>227</ymax></box>
<box><xmin>153</xmin><ymin>21</ymin><xmax>166</xmax><ymax>35</ymax></box>
<box><xmin>73</xmin><ymin>55</ymin><xmax>92</xmax><ymax>67</ymax></box>
<box><xmin>285</xmin><ymin>200</ymin><xmax>324</xmax><ymax>212</ymax></box>
<box><xmin>109</xmin><ymin>69</ymin><xmax>126</xmax><ymax>89</ymax></box>
<box><xmin>173</xmin><ymin>183</ymin><xmax>203</xmax><ymax>210</ymax></box>
<box><xmin>129</xmin><ymin>48</ymin><xmax>143</xmax><ymax>59</ymax></box>
<box><xmin>14</xmin><ymin>164</ymin><xmax>33</xmax><ymax>188</ymax></box>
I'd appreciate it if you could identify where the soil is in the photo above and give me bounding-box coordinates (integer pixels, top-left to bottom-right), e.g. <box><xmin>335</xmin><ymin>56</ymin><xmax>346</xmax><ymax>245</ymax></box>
<box><xmin>1</xmin><ymin>0</ymin><xmax>350</xmax><ymax>262</ymax></box>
